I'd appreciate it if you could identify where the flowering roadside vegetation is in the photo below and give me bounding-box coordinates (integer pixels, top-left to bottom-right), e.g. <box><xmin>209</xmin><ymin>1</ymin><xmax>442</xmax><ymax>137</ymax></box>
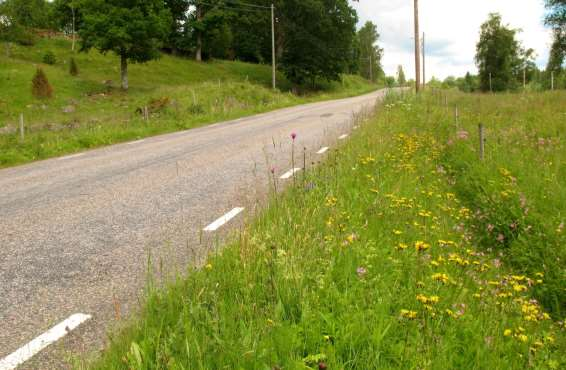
<box><xmin>85</xmin><ymin>91</ymin><xmax>565</xmax><ymax>369</ymax></box>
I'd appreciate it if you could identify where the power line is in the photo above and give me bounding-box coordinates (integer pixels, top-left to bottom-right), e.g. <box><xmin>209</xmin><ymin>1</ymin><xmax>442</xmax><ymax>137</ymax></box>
<box><xmin>195</xmin><ymin>1</ymin><xmax>270</xmax><ymax>12</ymax></box>
<box><xmin>224</xmin><ymin>0</ymin><xmax>272</xmax><ymax>9</ymax></box>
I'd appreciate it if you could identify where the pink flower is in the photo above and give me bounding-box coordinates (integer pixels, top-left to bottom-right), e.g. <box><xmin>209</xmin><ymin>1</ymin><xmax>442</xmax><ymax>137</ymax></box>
<box><xmin>487</xmin><ymin>224</ymin><xmax>494</xmax><ymax>232</ymax></box>
<box><xmin>356</xmin><ymin>267</ymin><xmax>367</xmax><ymax>278</ymax></box>
<box><xmin>291</xmin><ymin>132</ymin><xmax>297</xmax><ymax>140</ymax></box>
<box><xmin>456</xmin><ymin>130</ymin><xmax>469</xmax><ymax>140</ymax></box>
<box><xmin>496</xmin><ymin>233</ymin><xmax>505</xmax><ymax>243</ymax></box>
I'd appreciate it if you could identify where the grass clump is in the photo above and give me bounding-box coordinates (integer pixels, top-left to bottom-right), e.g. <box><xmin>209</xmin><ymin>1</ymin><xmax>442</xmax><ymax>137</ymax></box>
<box><xmin>84</xmin><ymin>91</ymin><xmax>565</xmax><ymax>369</ymax></box>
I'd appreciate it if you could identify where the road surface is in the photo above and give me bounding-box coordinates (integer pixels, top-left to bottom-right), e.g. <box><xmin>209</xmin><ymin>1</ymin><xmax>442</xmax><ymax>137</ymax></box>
<box><xmin>0</xmin><ymin>88</ymin><xmax>389</xmax><ymax>369</ymax></box>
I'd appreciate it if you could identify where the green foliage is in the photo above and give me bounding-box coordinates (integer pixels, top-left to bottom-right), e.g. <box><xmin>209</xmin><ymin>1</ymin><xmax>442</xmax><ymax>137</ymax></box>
<box><xmin>356</xmin><ymin>21</ymin><xmax>384</xmax><ymax>82</ymax></box>
<box><xmin>79</xmin><ymin>0</ymin><xmax>170</xmax><ymax>89</ymax></box>
<box><xmin>475</xmin><ymin>13</ymin><xmax>529</xmax><ymax>92</ymax></box>
<box><xmin>86</xmin><ymin>91</ymin><xmax>566</xmax><ymax>369</ymax></box>
<box><xmin>397</xmin><ymin>65</ymin><xmax>406</xmax><ymax>86</ymax></box>
<box><xmin>0</xmin><ymin>0</ymin><xmax>54</xmax><ymax>29</ymax></box>
<box><xmin>42</xmin><ymin>50</ymin><xmax>56</xmax><ymax>65</ymax></box>
<box><xmin>31</xmin><ymin>67</ymin><xmax>53</xmax><ymax>98</ymax></box>
<box><xmin>279</xmin><ymin>0</ymin><xmax>358</xmax><ymax>86</ymax></box>
<box><xmin>69</xmin><ymin>56</ymin><xmax>78</xmax><ymax>76</ymax></box>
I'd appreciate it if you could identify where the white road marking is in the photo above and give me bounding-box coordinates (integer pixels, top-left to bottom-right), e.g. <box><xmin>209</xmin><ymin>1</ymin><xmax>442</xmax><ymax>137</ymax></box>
<box><xmin>57</xmin><ymin>153</ymin><xmax>84</xmax><ymax>161</ymax></box>
<box><xmin>203</xmin><ymin>207</ymin><xmax>245</xmax><ymax>232</ymax></box>
<box><xmin>316</xmin><ymin>147</ymin><xmax>329</xmax><ymax>154</ymax></box>
<box><xmin>127</xmin><ymin>139</ymin><xmax>146</xmax><ymax>145</ymax></box>
<box><xmin>280</xmin><ymin>168</ymin><xmax>302</xmax><ymax>179</ymax></box>
<box><xmin>338</xmin><ymin>134</ymin><xmax>349</xmax><ymax>140</ymax></box>
<box><xmin>0</xmin><ymin>313</ymin><xmax>91</xmax><ymax>370</ymax></box>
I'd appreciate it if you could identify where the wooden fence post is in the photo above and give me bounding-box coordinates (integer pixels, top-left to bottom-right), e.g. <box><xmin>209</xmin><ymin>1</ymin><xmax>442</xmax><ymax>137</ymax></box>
<box><xmin>479</xmin><ymin>123</ymin><xmax>485</xmax><ymax>161</ymax></box>
<box><xmin>19</xmin><ymin>113</ymin><xmax>24</xmax><ymax>141</ymax></box>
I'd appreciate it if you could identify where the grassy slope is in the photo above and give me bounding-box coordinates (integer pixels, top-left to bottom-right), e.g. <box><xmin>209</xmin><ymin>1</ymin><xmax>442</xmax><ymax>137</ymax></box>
<box><xmin>84</xmin><ymin>91</ymin><xmax>565</xmax><ymax>370</ymax></box>
<box><xmin>0</xmin><ymin>38</ymin><xmax>377</xmax><ymax>168</ymax></box>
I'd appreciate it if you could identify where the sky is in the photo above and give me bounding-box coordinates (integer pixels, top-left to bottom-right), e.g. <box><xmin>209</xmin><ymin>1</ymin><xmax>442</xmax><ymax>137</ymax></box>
<box><xmin>351</xmin><ymin>0</ymin><xmax>553</xmax><ymax>81</ymax></box>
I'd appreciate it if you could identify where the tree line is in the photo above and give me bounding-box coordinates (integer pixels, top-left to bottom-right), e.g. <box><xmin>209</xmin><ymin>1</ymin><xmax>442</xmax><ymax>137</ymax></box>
<box><xmin>0</xmin><ymin>0</ymin><xmax>389</xmax><ymax>90</ymax></box>
<box><xmin>460</xmin><ymin>3</ymin><xmax>565</xmax><ymax>93</ymax></box>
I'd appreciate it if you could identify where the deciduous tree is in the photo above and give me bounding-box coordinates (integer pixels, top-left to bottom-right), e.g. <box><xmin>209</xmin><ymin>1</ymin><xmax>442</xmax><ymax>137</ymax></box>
<box><xmin>79</xmin><ymin>0</ymin><xmax>170</xmax><ymax>90</ymax></box>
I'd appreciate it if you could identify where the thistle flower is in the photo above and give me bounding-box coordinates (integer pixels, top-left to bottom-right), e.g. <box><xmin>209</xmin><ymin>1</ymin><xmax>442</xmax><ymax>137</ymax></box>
<box><xmin>291</xmin><ymin>132</ymin><xmax>297</xmax><ymax>140</ymax></box>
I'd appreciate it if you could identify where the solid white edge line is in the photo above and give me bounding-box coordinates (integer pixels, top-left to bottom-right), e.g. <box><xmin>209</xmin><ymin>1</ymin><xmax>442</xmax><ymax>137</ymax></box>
<box><xmin>280</xmin><ymin>168</ymin><xmax>302</xmax><ymax>179</ymax></box>
<box><xmin>338</xmin><ymin>134</ymin><xmax>349</xmax><ymax>140</ymax></box>
<box><xmin>316</xmin><ymin>147</ymin><xmax>329</xmax><ymax>154</ymax></box>
<box><xmin>0</xmin><ymin>313</ymin><xmax>91</xmax><ymax>370</ymax></box>
<box><xmin>57</xmin><ymin>153</ymin><xmax>84</xmax><ymax>161</ymax></box>
<box><xmin>127</xmin><ymin>139</ymin><xmax>146</xmax><ymax>145</ymax></box>
<box><xmin>203</xmin><ymin>207</ymin><xmax>245</xmax><ymax>232</ymax></box>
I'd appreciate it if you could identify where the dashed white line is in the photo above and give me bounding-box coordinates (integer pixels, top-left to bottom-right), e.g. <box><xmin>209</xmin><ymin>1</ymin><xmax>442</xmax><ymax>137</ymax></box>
<box><xmin>0</xmin><ymin>313</ymin><xmax>91</xmax><ymax>370</ymax></box>
<box><xmin>57</xmin><ymin>153</ymin><xmax>84</xmax><ymax>161</ymax></box>
<box><xmin>280</xmin><ymin>168</ymin><xmax>302</xmax><ymax>179</ymax></box>
<box><xmin>203</xmin><ymin>207</ymin><xmax>245</xmax><ymax>232</ymax></box>
<box><xmin>316</xmin><ymin>147</ymin><xmax>329</xmax><ymax>154</ymax></box>
<box><xmin>127</xmin><ymin>139</ymin><xmax>146</xmax><ymax>145</ymax></box>
<box><xmin>338</xmin><ymin>134</ymin><xmax>349</xmax><ymax>140</ymax></box>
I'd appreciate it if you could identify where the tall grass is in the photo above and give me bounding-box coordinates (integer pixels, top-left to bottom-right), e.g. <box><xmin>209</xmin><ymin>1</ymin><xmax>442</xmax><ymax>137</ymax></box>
<box><xmin>82</xmin><ymin>90</ymin><xmax>565</xmax><ymax>369</ymax></box>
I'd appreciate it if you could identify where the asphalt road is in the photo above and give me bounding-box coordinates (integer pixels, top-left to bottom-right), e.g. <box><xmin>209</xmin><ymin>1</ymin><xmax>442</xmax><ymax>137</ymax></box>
<box><xmin>0</xmin><ymin>88</ymin><xmax>388</xmax><ymax>369</ymax></box>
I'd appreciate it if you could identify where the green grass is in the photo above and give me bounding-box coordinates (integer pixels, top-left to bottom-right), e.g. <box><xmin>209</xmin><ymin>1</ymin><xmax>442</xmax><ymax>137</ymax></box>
<box><xmin>82</xmin><ymin>90</ymin><xmax>565</xmax><ymax>369</ymax></box>
<box><xmin>0</xmin><ymin>37</ymin><xmax>377</xmax><ymax>168</ymax></box>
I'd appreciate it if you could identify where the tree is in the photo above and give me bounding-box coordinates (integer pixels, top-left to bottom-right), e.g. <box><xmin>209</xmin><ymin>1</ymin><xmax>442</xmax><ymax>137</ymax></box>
<box><xmin>0</xmin><ymin>0</ymin><xmax>54</xmax><ymax>30</ymax></box>
<box><xmin>357</xmin><ymin>21</ymin><xmax>384</xmax><ymax>82</ymax></box>
<box><xmin>397</xmin><ymin>65</ymin><xmax>406</xmax><ymax>86</ymax></box>
<box><xmin>78</xmin><ymin>0</ymin><xmax>170</xmax><ymax>90</ymax></box>
<box><xmin>52</xmin><ymin>0</ymin><xmax>81</xmax><ymax>51</ymax></box>
<box><xmin>475</xmin><ymin>13</ymin><xmax>524</xmax><ymax>92</ymax></box>
<box><xmin>279</xmin><ymin>0</ymin><xmax>358</xmax><ymax>87</ymax></box>
<box><xmin>545</xmin><ymin>1</ymin><xmax>566</xmax><ymax>73</ymax></box>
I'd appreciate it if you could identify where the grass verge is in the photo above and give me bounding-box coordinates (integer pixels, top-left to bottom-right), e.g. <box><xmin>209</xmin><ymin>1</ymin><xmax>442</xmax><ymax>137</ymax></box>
<box><xmin>0</xmin><ymin>37</ymin><xmax>378</xmax><ymax>168</ymax></box>
<box><xmin>82</xmin><ymin>91</ymin><xmax>565</xmax><ymax>369</ymax></box>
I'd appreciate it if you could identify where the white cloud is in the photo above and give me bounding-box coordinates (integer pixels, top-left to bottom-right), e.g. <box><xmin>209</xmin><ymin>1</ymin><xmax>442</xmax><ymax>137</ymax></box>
<box><xmin>352</xmin><ymin>0</ymin><xmax>553</xmax><ymax>81</ymax></box>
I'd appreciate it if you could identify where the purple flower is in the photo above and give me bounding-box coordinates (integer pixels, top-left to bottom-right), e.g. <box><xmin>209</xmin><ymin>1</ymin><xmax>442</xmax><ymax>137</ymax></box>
<box><xmin>291</xmin><ymin>132</ymin><xmax>297</xmax><ymax>140</ymax></box>
<box><xmin>356</xmin><ymin>267</ymin><xmax>367</xmax><ymax>278</ymax></box>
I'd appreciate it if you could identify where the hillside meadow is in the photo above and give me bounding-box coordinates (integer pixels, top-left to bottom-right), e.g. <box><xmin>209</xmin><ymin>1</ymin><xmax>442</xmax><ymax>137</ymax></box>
<box><xmin>0</xmin><ymin>37</ymin><xmax>377</xmax><ymax>168</ymax></box>
<box><xmin>81</xmin><ymin>90</ymin><xmax>566</xmax><ymax>369</ymax></box>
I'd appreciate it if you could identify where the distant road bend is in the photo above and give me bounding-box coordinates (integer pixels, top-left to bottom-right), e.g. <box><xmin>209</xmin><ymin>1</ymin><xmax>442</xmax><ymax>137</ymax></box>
<box><xmin>0</xmin><ymin>88</ymin><xmax>389</xmax><ymax>369</ymax></box>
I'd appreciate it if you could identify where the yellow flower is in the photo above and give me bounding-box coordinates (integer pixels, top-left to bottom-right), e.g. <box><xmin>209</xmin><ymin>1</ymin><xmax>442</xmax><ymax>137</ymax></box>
<box><xmin>415</xmin><ymin>241</ymin><xmax>431</xmax><ymax>252</ymax></box>
<box><xmin>205</xmin><ymin>263</ymin><xmax>213</xmax><ymax>270</ymax></box>
<box><xmin>396</xmin><ymin>242</ymin><xmax>409</xmax><ymax>251</ymax></box>
<box><xmin>431</xmin><ymin>273</ymin><xmax>449</xmax><ymax>284</ymax></box>
<box><xmin>400</xmin><ymin>309</ymin><xmax>417</xmax><ymax>320</ymax></box>
<box><xmin>517</xmin><ymin>334</ymin><xmax>528</xmax><ymax>343</ymax></box>
<box><xmin>504</xmin><ymin>329</ymin><xmax>512</xmax><ymax>337</ymax></box>
<box><xmin>513</xmin><ymin>284</ymin><xmax>528</xmax><ymax>292</ymax></box>
<box><xmin>393</xmin><ymin>229</ymin><xmax>403</xmax><ymax>235</ymax></box>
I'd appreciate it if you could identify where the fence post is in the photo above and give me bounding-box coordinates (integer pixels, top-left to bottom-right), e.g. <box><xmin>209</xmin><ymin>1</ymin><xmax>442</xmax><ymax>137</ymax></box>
<box><xmin>479</xmin><ymin>123</ymin><xmax>485</xmax><ymax>161</ymax></box>
<box><xmin>455</xmin><ymin>107</ymin><xmax>459</xmax><ymax>129</ymax></box>
<box><xmin>19</xmin><ymin>113</ymin><xmax>24</xmax><ymax>141</ymax></box>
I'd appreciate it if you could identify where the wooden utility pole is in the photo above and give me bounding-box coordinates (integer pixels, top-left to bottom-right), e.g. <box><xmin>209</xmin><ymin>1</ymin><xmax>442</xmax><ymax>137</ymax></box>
<box><xmin>489</xmin><ymin>72</ymin><xmax>492</xmax><ymax>92</ymax></box>
<box><xmin>414</xmin><ymin>0</ymin><xmax>421</xmax><ymax>93</ymax></box>
<box><xmin>369</xmin><ymin>53</ymin><xmax>373</xmax><ymax>82</ymax></box>
<box><xmin>271</xmin><ymin>3</ymin><xmax>276</xmax><ymax>89</ymax></box>
<box><xmin>523</xmin><ymin>68</ymin><xmax>526</xmax><ymax>90</ymax></box>
<box><xmin>551</xmin><ymin>71</ymin><xmax>554</xmax><ymax>90</ymax></box>
<box><xmin>422</xmin><ymin>32</ymin><xmax>425</xmax><ymax>91</ymax></box>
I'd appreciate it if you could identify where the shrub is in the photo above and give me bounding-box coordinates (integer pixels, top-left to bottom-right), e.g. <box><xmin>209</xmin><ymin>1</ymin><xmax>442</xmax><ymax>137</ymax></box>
<box><xmin>42</xmin><ymin>51</ymin><xmax>56</xmax><ymax>65</ymax></box>
<box><xmin>31</xmin><ymin>68</ymin><xmax>53</xmax><ymax>99</ymax></box>
<box><xmin>69</xmin><ymin>57</ymin><xmax>79</xmax><ymax>76</ymax></box>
